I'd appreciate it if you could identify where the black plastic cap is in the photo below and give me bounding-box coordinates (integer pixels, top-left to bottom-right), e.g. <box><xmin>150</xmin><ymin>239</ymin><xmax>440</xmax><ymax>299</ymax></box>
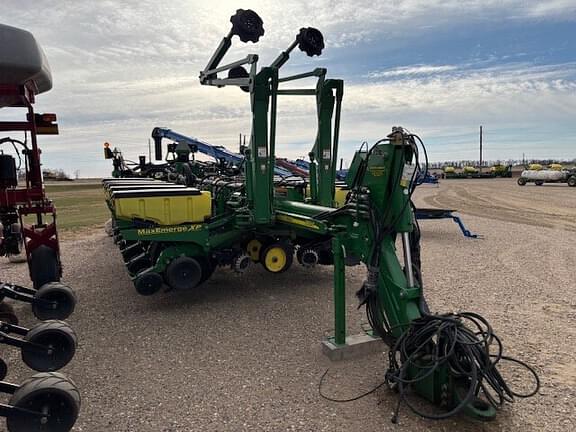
<box><xmin>230</xmin><ymin>9</ymin><xmax>265</xmax><ymax>43</ymax></box>
<box><xmin>297</xmin><ymin>27</ymin><xmax>324</xmax><ymax>56</ymax></box>
<box><xmin>228</xmin><ymin>66</ymin><xmax>250</xmax><ymax>92</ymax></box>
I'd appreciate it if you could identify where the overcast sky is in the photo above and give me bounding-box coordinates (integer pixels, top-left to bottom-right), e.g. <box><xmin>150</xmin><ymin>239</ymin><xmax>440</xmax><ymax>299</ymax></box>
<box><xmin>2</xmin><ymin>0</ymin><xmax>576</xmax><ymax>177</ymax></box>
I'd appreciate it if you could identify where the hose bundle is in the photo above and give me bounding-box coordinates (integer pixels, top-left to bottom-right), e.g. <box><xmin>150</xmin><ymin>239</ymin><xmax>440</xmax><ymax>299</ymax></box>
<box><xmin>320</xmin><ymin>311</ymin><xmax>540</xmax><ymax>423</ymax></box>
<box><xmin>385</xmin><ymin>312</ymin><xmax>540</xmax><ymax>421</ymax></box>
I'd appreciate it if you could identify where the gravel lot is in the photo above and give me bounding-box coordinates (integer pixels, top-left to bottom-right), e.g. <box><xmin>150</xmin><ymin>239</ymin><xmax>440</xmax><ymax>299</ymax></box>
<box><xmin>1</xmin><ymin>179</ymin><xmax>575</xmax><ymax>431</ymax></box>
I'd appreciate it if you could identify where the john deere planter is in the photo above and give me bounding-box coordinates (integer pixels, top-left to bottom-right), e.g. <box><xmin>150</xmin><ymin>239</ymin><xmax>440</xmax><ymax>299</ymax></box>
<box><xmin>103</xmin><ymin>9</ymin><xmax>538</xmax><ymax>422</ymax></box>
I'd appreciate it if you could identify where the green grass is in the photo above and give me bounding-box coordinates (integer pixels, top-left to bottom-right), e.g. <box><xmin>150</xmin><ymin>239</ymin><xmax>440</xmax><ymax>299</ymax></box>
<box><xmin>42</xmin><ymin>182</ymin><xmax>108</xmax><ymax>231</ymax></box>
<box><xmin>45</xmin><ymin>183</ymin><xmax>103</xmax><ymax>193</ymax></box>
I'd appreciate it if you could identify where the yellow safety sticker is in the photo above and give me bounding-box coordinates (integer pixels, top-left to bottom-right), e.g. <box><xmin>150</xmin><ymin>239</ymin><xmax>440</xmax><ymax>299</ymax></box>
<box><xmin>368</xmin><ymin>166</ymin><xmax>386</xmax><ymax>177</ymax></box>
<box><xmin>276</xmin><ymin>214</ymin><xmax>321</xmax><ymax>231</ymax></box>
<box><xmin>401</xmin><ymin>163</ymin><xmax>416</xmax><ymax>187</ymax></box>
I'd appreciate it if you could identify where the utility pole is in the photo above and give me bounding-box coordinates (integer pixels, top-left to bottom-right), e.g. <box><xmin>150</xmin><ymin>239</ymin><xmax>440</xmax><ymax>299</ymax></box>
<box><xmin>479</xmin><ymin>125</ymin><xmax>483</xmax><ymax>172</ymax></box>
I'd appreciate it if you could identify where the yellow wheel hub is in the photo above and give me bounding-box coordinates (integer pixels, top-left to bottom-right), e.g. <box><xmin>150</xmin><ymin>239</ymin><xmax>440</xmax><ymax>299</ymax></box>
<box><xmin>247</xmin><ymin>239</ymin><xmax>262</xmax><ymax>262</ymax></box>
<box><xmin>263</xmin><ymin>247</ymin><xmax>287</xmax><ymax>273</ymax></box>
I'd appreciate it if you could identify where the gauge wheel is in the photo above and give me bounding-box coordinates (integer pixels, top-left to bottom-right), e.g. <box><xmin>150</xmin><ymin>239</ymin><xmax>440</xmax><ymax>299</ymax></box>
<box><xmin>32</xmin><ymin>283</ymin><xmax>76</xmax><ymax>321</ymax></box>
<box><xmin>246</xmin><ymin>239</ymin><xmax>262</xmax><ymax>262</ymax></box>
<box><xmin>7</xmin><ymin>372</ymin><xmax>80</xmax><ymax>432</ymax></box>
<box><xmin>260</xmin><ymin>242</ymin><xmax>293</xmax><ymax>273</ymax></box>
<box><xmin>22</xmin><ymin>320</ymin><xmax>77</xmax><ymax>372</ymax></box>
<box><xmin>134</xmin><ymin>271</ymin><xmax>163</xmax><ymax>296</ymax></box>
<box><xmin>165</xmin><ymin>256</ymin><xmax>202</xmax><ymax>290</ymax></box>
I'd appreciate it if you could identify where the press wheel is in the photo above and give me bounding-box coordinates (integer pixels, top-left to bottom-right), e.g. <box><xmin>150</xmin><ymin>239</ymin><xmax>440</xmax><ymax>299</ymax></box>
<box><xmin>7</xmin><ymin>372</ymin><xmax>80</xmax><ymax>432</ymax></box>
<box><xmin>134</xmin><ymin>272</ymin><xmax>163</xmax><ymax>296</ymax></box>
<box><xmin>165</xmin><ymin>256</ymin><xmax>202</xmax><ymax>290</ymax></box>
<box><xmin>32</xmin><ymin>283</ymin><xmax>76</xmax><ymax>321</ymax></box>
<box><xmin>22</xmin><ymin>321</ymin><xmax>77</xmax><ymax>372</ymax></box>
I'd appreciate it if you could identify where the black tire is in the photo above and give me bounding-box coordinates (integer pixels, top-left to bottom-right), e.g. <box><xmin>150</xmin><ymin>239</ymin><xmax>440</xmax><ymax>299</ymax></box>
<box><xmin>30</xmin><ymin>246</ymin><xmax>60</xmax><ymax>290</ymax></box>
<box><xmin>134</xmin><ymin>272</ymin><xmax>163</xmax><ymax>296</ymax></box>
<box><xmin>296</xmin><ymin>248</ymin><xmax>319</xmax><ymax>267</ymax></box>
<box><xmin>32</xmin><ymin>283</ymin><xmax>76</xmax><ymax>321</ymax></box>
<box><xmin>517</xmin><ymin>177</ymin><xmax>527</xmax><ymax>186</ymax></box>
<box><xmin>165</xmin><ymin>256</ymin><xmax>202</xmax><ymax>290</ymax></box>
<box><xmin>568</xmin><ymin>176</ymin><xmax>576</xmax><ymax>187</ymax></box>
<box><xmin>198</xmin><ymin>257</ymin><xmax>216</xmax><ymax>285</ymax></box>
<box><xmin>0</xmin><ymin>301</ymin><xmax>19</xmax><ymax>325</ymax></box>
<box><xmin>0</xmin><ymin>358</ymin><xmax>7</xmax><ymax>381</ymax></box>
<box><xmin>535</xmin><ymin>180</ymin><xmax>544</xmax><ymax>186</ymax></box>
<box><xmin>22</xmin><ymin>320</ymin><xmax>77</xmax><ymax>372</ymax></box>
<box><xmin>7</xmin><ymin>372</ymin><xmax>80</xmax><ymax>432</ymax></box>
<box><xmin>7</xmin><ymin>224</ymin><xmax>26</xmax><ymax>263</ymax></box>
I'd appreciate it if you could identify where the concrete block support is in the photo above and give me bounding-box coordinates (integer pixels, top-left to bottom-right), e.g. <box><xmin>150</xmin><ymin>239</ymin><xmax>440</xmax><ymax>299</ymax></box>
<box><xmin>321</xmin><ymin>333</ymin><xmax>384</xmax><ymax>361</ymax></box>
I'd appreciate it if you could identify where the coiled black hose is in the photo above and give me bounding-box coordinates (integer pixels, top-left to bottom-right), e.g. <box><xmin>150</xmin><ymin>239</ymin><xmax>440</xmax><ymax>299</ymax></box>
<box><xmin>385</xmin><ymin>311</ymin><xmax>540</xmax><ymax>421</ymax></box>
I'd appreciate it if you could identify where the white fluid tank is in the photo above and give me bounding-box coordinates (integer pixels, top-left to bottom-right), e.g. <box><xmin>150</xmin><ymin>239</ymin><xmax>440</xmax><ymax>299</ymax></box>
<box><xmin>521</xmin><ymin>170</ymin><xmax>566</xmax><ymax>181</ymax></box>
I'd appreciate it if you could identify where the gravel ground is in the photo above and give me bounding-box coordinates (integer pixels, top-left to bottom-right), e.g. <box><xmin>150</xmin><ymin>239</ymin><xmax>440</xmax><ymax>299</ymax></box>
<box><xmin>1</xmin><ymin>179</ymin><xmax>575</xmax><ymax>431</ymax></box>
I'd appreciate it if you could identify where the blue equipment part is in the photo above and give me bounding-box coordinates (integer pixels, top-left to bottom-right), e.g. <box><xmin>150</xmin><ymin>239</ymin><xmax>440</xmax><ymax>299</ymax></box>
<box><xmin>151</xmin><ymin>127</ymin><xmax>293</xmax><ymax>177</ymax></box>
<box><xmin>416</xmin><ymin>171</ymin><xmax>439</xmax><ymax>185</ymax></box>
<box><xmin>293</xmin><ymin>159</ymin><xmax>310</xmax><ymax>170</ymax></box>
<box><xmin>152</xmin><ymin>127</ymin><xmax>242</xmax><ymax>164</ymax></box>
<box><xmin>415</xmin><ymin>208</ymin><xmax>479</xmax><ymax>238</ymax></box>
<box><xmin>451</xmin><ymin>215</ymin><xmax>478</xmax><ymax>238</ymax></box>
<box><xmin>291</xmin><ymin>159</ymin><xmax>347</xmax><ymax>180</ymax></box>
<box><xmin>335</xmin><ymin>169</ymin><xmax>348</xmax><ymax>180</ymax></box>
